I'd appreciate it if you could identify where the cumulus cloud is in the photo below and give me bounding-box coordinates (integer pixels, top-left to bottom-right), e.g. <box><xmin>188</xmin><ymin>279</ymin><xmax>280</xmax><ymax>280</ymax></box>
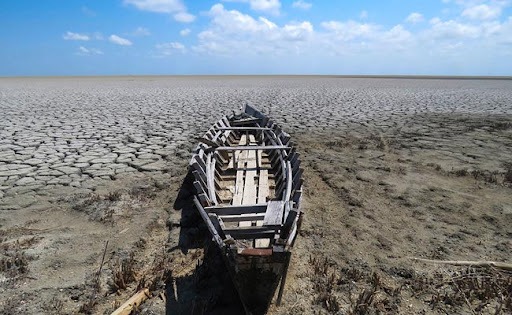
<box><xmin>124</xmin><ymin>0</ymin><xmax>195</xmax><ymax>22</ymax></box>
<box><xmin>223</xmin><ymin>0</ymin><xmax>281</xmax><ymax>15</ymax></box>
<box><xmin>406</xmin><ymin>12</ymin><xmax>424</xmax><ymax>24</ymax></box>
<box><xmin>155</xmin><ymin>41</ymin><xmax>186</xmax><ymax>55</ymax></box>
<box><xmin>292</xmin><ymin>0</ymin><xmax>312</xmax><ymax>10</ymax></box>
<box><xmin>187</xmin><ymin>0</ymin><xmax>512</xmax><ymax>67</ymax></box>
<box><xmin>76</xmin><ymin>46</ymin><xmax>103</xmax><ymax>56</ymax></box>
<box><xmin>109</xmin><ymin>34</ymin><xmax>133</xmax><ymax>46</ymax></box>
<box><xmin>321</xmin><ymin>20</ymin><xmax>380</xmax><ymax>41</ymax></box>
<box><xmin>282</xmin><ymin>22</ymin><xmax>314</xmax><ymax>41</ymax></box>
<box><xmin>63</xmin><ymin>31</ymin><xmax>90</xmax><ymax>41</ymax></box>
<box><xmin>427</xmin><ymin>19</ymin><xmax>481</xmax><ymax>39</ymax></box>
<box><xmin>462</xmin><ymin>4</ymin><xmax>501</xmax><ymax>20</ymax></box>
<box><xmin>194</xmin><ymin>4</ymin><xmax>313</xmax><ymax>55</ymax></box>
<box><xmin>173</xmin><ymin>12</ymin><xmax>195</xmax><ymax>22</ymax></box>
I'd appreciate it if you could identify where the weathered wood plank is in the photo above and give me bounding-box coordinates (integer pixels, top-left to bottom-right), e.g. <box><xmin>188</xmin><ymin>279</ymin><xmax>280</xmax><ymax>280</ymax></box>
<box><xmin>196</xmin><ymin>137</ymin><xmax>219</xmax><ymax>148</ymax></box>
<box><xmin>263</xmin><ymin>200</ymin><xmax>284</xmax><ymax>226</ymax></box>
<box><xmin>242</xmin><ymin>136</ymin><xmax>257</xmax><ymax>205</ymax></box>
<box><xmin>240</xmin><ymin>135</ymin><xmax>258</xmax><ymax>230</ymax></box>
<box><xmin>205</xmin><ymin>204</ymin><xmax>268</xmax><ymax>215</ymax></box>
<box><xmin>224</xmin><ymin>226</ymin><xmax>279</xmax><ymax>235</ymax></box>
<box><xmin>232</xmin><ymin>135</ymin><xmax>248</xmax><ymax>205</ymax></box>
<box><xmin>214</xmin><ymin>145</ymin><xmax>290</xmax><ymax>152</ymax></box>
<box><xmin>218</xmin><ymin>127</ymin><xmax>272</xmax><ymax>131</ymax></box>
<box><xmin>193</xmin><ymin>196</ymin><xmax>222</xmax><ymax>245</ymax></box>
<box><xmin>280</xmin><ymin>209</ymin><xmax>298</xmax><ymax>240</ymax></box>
<box><xmin>257</xmin><ymin>170</ymin><xmax>269</xmax><ymax>203</ymax></box>
<box><xmin>231</xmin><ymin>117</ymin><xmax>261</xmax><ymax>126</ymax></box>
<box><xmin>219</xmin><ymin>214</ymin><xmax>265</xmax><ymax>222</ymax></box>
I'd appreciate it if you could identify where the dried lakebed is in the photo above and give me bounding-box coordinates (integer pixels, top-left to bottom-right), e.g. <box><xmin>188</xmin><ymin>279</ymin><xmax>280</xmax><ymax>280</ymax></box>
<box><xmin>0</xmin><ymin>77</ymin><xmax>512</xmax><ymax>314</ymax></box>
<box><xmin>1</xmin><ymin>77</ymin><xmax>511</xmax><ymax>205</ymax></box>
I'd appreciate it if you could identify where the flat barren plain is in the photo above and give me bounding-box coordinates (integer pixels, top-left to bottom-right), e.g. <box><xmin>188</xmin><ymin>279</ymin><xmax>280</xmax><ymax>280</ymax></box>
<box><xmin>1</xmin><ymin>76</ymin><xmax>511</xmax><ymax>314</ymax></box>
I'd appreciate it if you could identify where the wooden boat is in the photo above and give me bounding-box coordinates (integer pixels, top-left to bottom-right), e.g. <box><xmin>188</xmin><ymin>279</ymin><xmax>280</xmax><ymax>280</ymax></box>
<box><xmin>190</xmin><ymin>104</ymin><xmax>303</xmax><ymax>314</ymax></box>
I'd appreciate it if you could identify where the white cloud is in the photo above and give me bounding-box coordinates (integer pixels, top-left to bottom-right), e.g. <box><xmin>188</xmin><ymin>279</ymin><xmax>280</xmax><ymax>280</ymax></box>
<box><xmin>173</xmin><ymin>12</ymin><xmax>195</xmax><ymax>22</ymax></box>
<box><xmin>76</xmin><ymin>46</ymin><xmax>103</xmax><ymax>56</ymax></box>
<box><xmin>109</xmin><ymin>34</ymin><xmax>133</xmax><ymax>46</ymax></box>
<box><xmin>406</xmin><ymin>12</ymin><xmax>424</xmax><ymax>24</ymax></box>
<box><xmin>462</xmin><ymin>4</ymin><xmax>501</xmax><ymax>20</ymax></box>
<box><xmin>292</xmin><ymin>0</ymin><xmax>312</xmax><ymax>10</ymax></box>
<box><xmin>155</xmin><ymin>41</ymin><xmax>186</xmax><ymax>55</ymax></box>
<box><xmin>195</xmin><ymin>4</ymin><xmax>312</xmax><ymax>55</ymax></box>
<box><xmin>180</xmin><ymin>28</ymin><xmax>191</xmax><ymax>36</ymax></box>
<box><xmin>63</xmin><ymin>31</ymin><xmax>90</xmax><ymax>41</ymax></box>
<box><xmin>223</xmin><ymin>0</ymin><xmax>281</xmax><ymax>15</ymax></box>
<box><xmin>131</xmin><ymin>27</ymin><xmax>151</xmax><ymax>36</ymax></box>
<box><xmin>427</xmin><ymin>19</ymin><xmax>481</xmax><ymax>39</ymax></box>
<box><xmin>189</xmin><ymin>1</ymin><xmax>512</xmax><ymax>71</ymax></box>
<box><xmin>321</xmin><ymin>20</ymin><xmax>380</xmax><ymax>41</ymax></box>
<box><xmin>124</xmin><ymin>0</ymin><xmax>195</xmax><ymax>22</ymax></box>
<box><xmin>283</xmin><ymin>22</ymin><xmax>313</xmax><ymax>41</ymax></box>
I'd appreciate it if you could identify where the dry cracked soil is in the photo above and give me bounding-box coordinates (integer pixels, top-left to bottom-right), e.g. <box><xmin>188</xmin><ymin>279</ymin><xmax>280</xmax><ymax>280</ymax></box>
<box><xmin>1</xmin><ymin>76</ymin><xmax>511</xmax><ymax>315</ymax></box>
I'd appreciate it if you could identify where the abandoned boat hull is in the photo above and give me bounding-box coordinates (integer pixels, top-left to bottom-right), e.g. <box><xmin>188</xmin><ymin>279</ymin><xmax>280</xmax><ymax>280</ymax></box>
<box><xmin>190</xmin><ymin>104</ymin><xmax>303</xmax><ymax>314</ymax></box>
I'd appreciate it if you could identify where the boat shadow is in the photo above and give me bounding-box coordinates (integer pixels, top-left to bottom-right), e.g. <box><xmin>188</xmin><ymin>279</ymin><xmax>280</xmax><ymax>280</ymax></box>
<box><xmin>167</xmin><ymin>170</ymin><xmax>245</xmax><ymax>315</ymax></box>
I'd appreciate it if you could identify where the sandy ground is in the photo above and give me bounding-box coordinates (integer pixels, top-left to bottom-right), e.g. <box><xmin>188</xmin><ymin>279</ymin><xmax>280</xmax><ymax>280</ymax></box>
<box><xmin>0</xmin><ymin>76</ymin><xmax>511</xmax><ymax>314</ymax></box>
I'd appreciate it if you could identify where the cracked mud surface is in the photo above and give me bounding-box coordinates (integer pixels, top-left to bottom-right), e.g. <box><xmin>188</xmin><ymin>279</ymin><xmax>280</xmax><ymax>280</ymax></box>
<box><xmin>1</xmin><ymin>76</ymin><xmax>511</xmax><ymax>314</ymax></box>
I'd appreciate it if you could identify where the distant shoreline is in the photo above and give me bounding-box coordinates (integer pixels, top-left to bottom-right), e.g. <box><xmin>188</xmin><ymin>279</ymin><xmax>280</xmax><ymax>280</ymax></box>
<box><xmin>1</xmin><ymin>75</ymin><xmax>512</xmax><ymax>80</ymax></box>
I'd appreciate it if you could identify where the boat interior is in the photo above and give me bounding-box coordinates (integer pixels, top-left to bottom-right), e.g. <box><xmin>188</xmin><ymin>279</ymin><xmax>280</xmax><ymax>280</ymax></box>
<box><xmin>191</xmin><ymin>107</ymin><xmax>303</xmax><ymax>251</ymax></box>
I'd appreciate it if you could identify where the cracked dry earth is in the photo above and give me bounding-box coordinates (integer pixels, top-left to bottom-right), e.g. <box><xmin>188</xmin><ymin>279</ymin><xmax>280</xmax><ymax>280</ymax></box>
<box><xmin>1</xmin><ymin>76</ymin><xmax>512</xmax><ymax>315</ymax></box>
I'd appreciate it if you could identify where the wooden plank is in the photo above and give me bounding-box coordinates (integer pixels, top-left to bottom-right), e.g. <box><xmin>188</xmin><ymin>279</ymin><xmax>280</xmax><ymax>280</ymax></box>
<box><xmin>218</xmin><ymin>127</ymin><xmax>272</xmax><ymax>131</ymax></box>
<box><xmin>224</xmin><ymin>226</ymin><xmax>279</xmax><ymax>235</ymax></box>
<box><xmin>219</xmin><ymin>214</ymin><xmax>265</xmax><ymax>222</ymax></box>
<box><xmin>196</xmin><ymin>137</ymin><xmax>219</xmax><ymax>148</ymax></box>
<box><xmin>257</xmin><ymin>170</ymin><xmax>269</xmax><ymax>203</ymax></box>
<box><xmin>111</xmin><ymin>289</ymin><xmax>150</xmax><ymax>315</ymax></box>
<box><xmin>229</xmin><ymin>231</ymin><xmax>276</xmax><ymax>240</ymax></box>
<box><xmin>214</xmin><ymin>145</ymin><xmax>290</xmax><ymax>152</ymax></box>
<box><xmin>240</xmin><ymin>135</ymin><xmax>258</xmax><ymax>230</ymax></box>
<box><xmin>206</xmin><ymin>154</ymin><xmax>218</xmax><ymax>205</ymax></box>
<box><xmin>263</xmin><ymin>201</ymin><xmax>284</xmax><ymax>226</ymax></box>
<box><xmin>232</xmin><ymin>135</ymin><xmax>248</xmax><ymax>205</ymax></box>
<box><xmin>255</xmin><ymin>148</ymin><xmax>270</xmax><ymax>247</ymax></box>
<box><xmin>279</xmin><ymin>209</ymin><xmax>298</xmax><ymax>240</ymax></box>
<box><xmin>205</xmin><ymin>204</ymin><xmax>268</xmax><ymax>215</ymax></box>
<box><xmin>193</xmin><ymin>196</ymin><xmax>223</xmax><ymax>245</ymax></box>
<box><xmin>191</xmin><ymin>168</ymin><xmax>207</xmax><ymax>186</ymax></box>
<box><xmin>197</xmin><ymin>193</ymin><xmax>210</xmax><ymax>207</ymax></box>
<box><xmin>231</xmin><ymin>117</ymin><xmax>261</xmax><ymax>126</ymax></box>
<box><xmin>242</xmin><ymin>136</ymin><xmax>257</xmax><ymax>205</ymax></box>
<box><xmin>284</xmin><ymin>161</ymin><xmax>293</xmax><ymax>202</ymax></box>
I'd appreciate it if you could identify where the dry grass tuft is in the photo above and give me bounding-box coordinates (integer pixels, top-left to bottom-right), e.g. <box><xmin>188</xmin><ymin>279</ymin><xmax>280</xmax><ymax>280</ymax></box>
<box><xmin>308</xmin><ymin>255</ymin><xmax>341</xmax><ymax>312</ymax></box>
<box><xmin>0</xmin><ymin>240</ymin><xmax>31</xmax><ymax>278</ymax></box>
<box><xmin>109</xmin><ymin>252</ymin><xmax>137</xmax><ymax>292</ymax></box>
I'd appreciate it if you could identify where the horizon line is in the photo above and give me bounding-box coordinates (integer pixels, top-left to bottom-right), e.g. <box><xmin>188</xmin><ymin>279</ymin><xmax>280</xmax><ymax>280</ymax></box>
<box><xmin>1</xmin><ymin>74</ymin><xmax>512</xmax><ymax>80</ymax></box>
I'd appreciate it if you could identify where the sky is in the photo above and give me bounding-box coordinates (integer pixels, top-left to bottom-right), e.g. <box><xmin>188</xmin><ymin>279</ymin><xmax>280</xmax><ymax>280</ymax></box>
<box><xmin>1</xmin><ymin>0</ymin><xmax>511</xmax><ymax>76</ymax></box>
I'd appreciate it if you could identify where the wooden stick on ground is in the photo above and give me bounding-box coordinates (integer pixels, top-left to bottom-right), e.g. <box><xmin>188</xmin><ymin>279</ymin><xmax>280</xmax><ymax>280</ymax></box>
<box><xmin>111</xmin><ymin>288</ymin><xmax>150</xmax><ymax>315</ymax></box>
<box><xmin>409</xmin><ymin>257</ymin><xmax>512</xmax><ymax>272</ymax></box>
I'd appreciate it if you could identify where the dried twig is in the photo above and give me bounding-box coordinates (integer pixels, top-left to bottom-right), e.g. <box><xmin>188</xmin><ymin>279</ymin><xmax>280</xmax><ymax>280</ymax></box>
<box><xmin>409</xmin><ymin>257</ymin><xmax>512</xmax><ymax>272</ymax></box>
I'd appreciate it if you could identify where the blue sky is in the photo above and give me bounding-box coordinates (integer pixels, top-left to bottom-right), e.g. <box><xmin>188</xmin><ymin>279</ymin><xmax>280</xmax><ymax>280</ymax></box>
<box><xmin>1</xmin><ymin>0</ymin><xmax>511</xmax><ymax>76</ymax></box>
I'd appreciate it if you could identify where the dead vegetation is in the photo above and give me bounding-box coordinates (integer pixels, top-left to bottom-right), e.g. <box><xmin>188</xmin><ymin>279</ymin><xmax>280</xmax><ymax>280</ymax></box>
<box><xmin>109</xmin><ymin>252</ymin><xmax>137</xmax><ymax>292</ymax></box>
<box><xmin>303</xmin><ymin>253</ymin><xmax>512</xmax><ymax>315</ymax></box>
<box><xmin>0</xmin><ymin>235</ymin><xmax>41</xmax><ymax>284</ymax></box>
